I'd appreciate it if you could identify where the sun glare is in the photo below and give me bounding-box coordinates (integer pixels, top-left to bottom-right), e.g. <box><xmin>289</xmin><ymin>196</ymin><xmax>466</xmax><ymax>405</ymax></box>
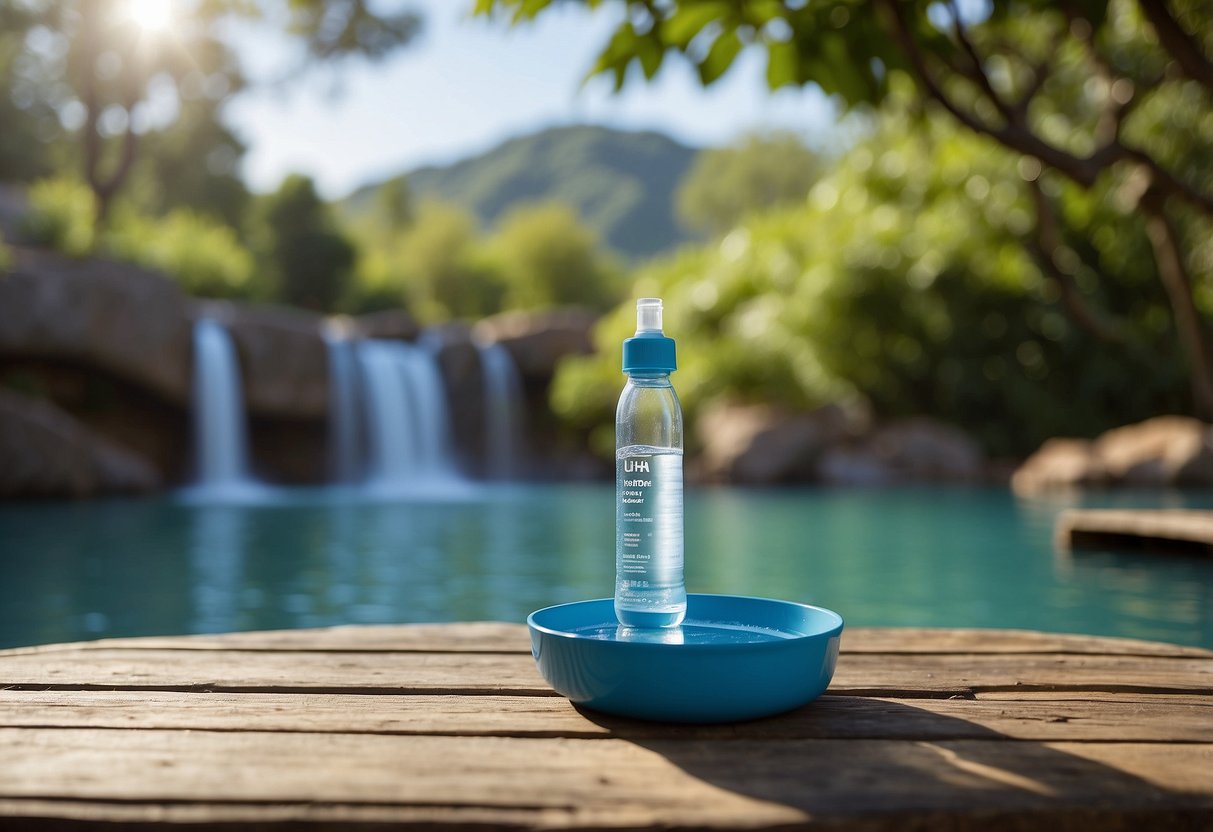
<box><xmin>123</xmin><ymin>0</ymin><xmax>176</xmax><ymax>35</ymax></box>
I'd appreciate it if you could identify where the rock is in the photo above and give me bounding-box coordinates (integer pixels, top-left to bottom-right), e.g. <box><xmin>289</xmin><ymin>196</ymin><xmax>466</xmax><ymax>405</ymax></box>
<box><xmin>0</xmin><ymin>246</ymin><xmax>193</xmax><ymax>404</ymax></box>
<box><xmin>696</xmin><ymin>401</ymin><xmax>859</xmax><ymax>484</ymax></box>
<box><xmin>204</xmin><ymin>301</ymin><xmax>329</xmax><ymax>421</ymax></box>
<box><xmin>355</xmin><ymin>309</ymin><xmax>421</xmax><ymax>342</ymax></box>
<box><xmin>472</xmin><ymin>308</ymin><xmax>596</xmax><ymax>380</ymax></box>
<box><xmin>1012</xmin><ymin>416</ymin><xmax>1213</xmax><ymax>493</ymax></box>
<box><xmin>0</xmin><ymin>388</ymin><xmax>159</xmax><ymax>497</ymax></box>
<box><xmin>816</xmin><ymin>418</ymin><xmax>985</xmax><ymax>486</ymax></box>
<box><xmin>867</xmin><ymin>417</ymin><xmax>985</xmax><ymax>481</ymax></box>
<box><xmin>1094</xmin><ymin>415</ymin><xmax>1213</xmax><ymax>486</ymax></box>
<box><xmin>426</xmin><ymin>322</ymin><xmax>484</xmax><ymax>473</ymax></box>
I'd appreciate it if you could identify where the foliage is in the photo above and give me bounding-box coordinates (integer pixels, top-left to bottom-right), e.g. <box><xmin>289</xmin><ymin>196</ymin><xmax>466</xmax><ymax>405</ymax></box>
<box><xmin>0</xmin><ymin>2</ymin><xmax>63</xmax><ymax>182</ymax></box>
<box><xmin>676</xmin><ymin>131</ymin><xmax>823</xmax><ymax>238</ymax></box>
<box><xmin>491</xmin><ymin>201</ymin><xmax>620</xmax><ymax>311</ymax></box>
<box><xmin>384</xmin><ymin>201</ymin><xmax>504</xmax><ymax>322</ymax></box>
<box><xmin>554</xmin><ymin>101</ymin><xmax>1188</xmax><ymax>458</ymax></box>
<box><xmin>481</xmin><ymin>0</ymin><xmax>1213</xmax><ymax>418</ymax></box>
<box><xmin>108</xmin><ymin>209</ymin><xmax>255</xmax><ymax>299</ymax></box>
<box><xmin>0</xmin><ymin>232</ymin><xmax>11</xmax><ymax>275</ymax></box>
<box><xmin>342</xmin><ymin>125</ymin><xmax>698</xmax><ymax>260</ymax></box>
<box><xmin>21</xmin><ymin>176</ymin><xmax>96</xmax><ymax>257</ymax></box>
<box><xmin>255</xmin><ymin>174</ymin><xmax>356</xmax><ymax>312</ymax></box>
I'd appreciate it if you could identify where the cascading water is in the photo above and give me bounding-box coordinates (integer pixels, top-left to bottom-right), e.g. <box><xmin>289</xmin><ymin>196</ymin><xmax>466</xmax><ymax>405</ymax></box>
<box><xmin>191</xmin><ymin>318</ymin><xmax>258</xmax><ymax>495</ymax></box>
<box><xmin>324</xmin><ymin>324</ymin><xmax>362</xmax><ymax>483</ymax></box>
<box><xmin>477</xmin><ymin>342</ymin><xmax>525</xmax><ymax>479</ymax></box>
<box><xmin>355</xmin><ymin>339</ymin><xmax>460</xmax><ymax>492</ymax></box>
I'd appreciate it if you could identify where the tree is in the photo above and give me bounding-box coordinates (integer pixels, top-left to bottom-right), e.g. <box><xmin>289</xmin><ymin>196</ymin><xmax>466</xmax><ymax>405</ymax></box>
<box><xmin>490</xmin><ymin>201</ymin><xmax>619</xmax><ymax>311</ymax></box>
<box><xmin>395</xmin><ymin>201</ymin><xmax>505</xmax><ymax>321</ymax></box>
<box><xmin>478</xmin><ymin>0</ymin><xmax>1213</xmax><ymax>417</ymax></box>
<box><xmin>14</xmin><ymin>0</ymin><xmax>421</xmax><ymax>230</ymax></box>
<box><xmin>677</xmin><ymin>131</ymin><xmax>823</xmax><ymax>237</ymax></box>
<box><xmin>256</xmin><ymin>174</ymin><xmax>355</xmax><ymax>312</ymax></box>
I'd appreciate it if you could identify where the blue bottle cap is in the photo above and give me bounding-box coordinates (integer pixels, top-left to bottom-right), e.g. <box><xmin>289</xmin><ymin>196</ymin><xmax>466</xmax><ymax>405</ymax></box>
<box><xmin>622</xmin><ymin>298</ymin><xmax>676</xmax><ymax>374</ymax></box>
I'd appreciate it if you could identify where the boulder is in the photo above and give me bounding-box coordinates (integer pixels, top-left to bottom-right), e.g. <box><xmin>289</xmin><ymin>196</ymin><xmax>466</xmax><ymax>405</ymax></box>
<box><xmin>427</xmin><ymin>322</ymin><xmax>485</xmax><ymax>472</ymax></box>
<box><xmin>1011</xmin><ymin>438</ymin><xmax>1104</xmax><ymax>494</ymax></box>
<box><xmin>0</xmin><ymin>246</ymin><xmax>192</xmax><ymax>404</ymax></box>
<box><xmin>202</xmin><ymin>302</ymin><xmax>329</xmax><ymax>421</ymax></box>
<box><xmin>355</xmin><ymin>309</ymin><xmax>421</xmax><ymax>342</ymax></box>
<box><xmin>867</xmin><ymin>418</ymin><xmax>985</xmax><ymax>481</ymax></box>
<box><xmin>817</xmin><ymin>418</ymin><xmax>985</xmax><ymax>486</ymax></box>
<box><xmin>696</xmin><ymin>401</ymin><xmax>860</xmax><ymax>484</ymax></box>
<box><xmin>472</xmin><ymin>308</ymin><xmax>596</xmax><ymax>380</ymax></box>
<box><xmin>1094</xmin><ymin>415</ymin><xmax>1213</xmax><ymax>486</ymax></box>
<box><xmin>0</xmin><ymin>388</ymin><xmax>159</xmax><ymax>498</ymax></box>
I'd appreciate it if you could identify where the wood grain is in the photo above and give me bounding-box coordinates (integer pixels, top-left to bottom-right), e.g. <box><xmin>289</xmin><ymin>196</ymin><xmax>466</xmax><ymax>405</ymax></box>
<box><xmin>2</xmin><ymin>729</ymin><xmax>1211</xmax><ymax>823</ymax></box>
<box><xmin>3</xmin><ymin>648</ymin><xmax>1209</xmax><ymax>695</ymax></box>
<box><xmin>2</xmin><ymin>624</ymin><xmax>1211</xmax><ymax>831</ymax></box>
<box><xmin>8</xmin><ymin>625</ymin><xmax>1208</xmax><ymax>658</ymax></box>
<box><xmin>2</xmin><ymin>689</ymin><xmax>1211</xmax><ymax>742</ymax></box>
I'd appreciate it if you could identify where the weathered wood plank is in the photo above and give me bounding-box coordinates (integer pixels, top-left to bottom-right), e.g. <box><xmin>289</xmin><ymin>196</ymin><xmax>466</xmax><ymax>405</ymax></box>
<box><xmin>2</xmin><ymin>729</ymin><xmax>1211</xmax><ymax>825</ymax></box>
<box><xmin>843</xmin><ymin>628</ymin><xmax>1213</xmax><ymax>658</ymax></box>
<box><xmin>0</xmin><ymin>622</ymin><xmax>532</xmax><ymax>656</ymax></box>
<box><xmin>1</xmin><ymin>689</ymin><xmax>1210</xmax><ymax>743</ymax></box>
<box><xmin>7</xmin><ymin>625</ymin><xmax>1206</xmax><ymax>659</ymax></box>
<box><xmin>1057</xmin><ymin>508</ymin><xmax>1213</xmax><ymax>555</ymax></box>
<box><xmin>3</xmin><ymin>649</ymin><xmax>1209</xmax><ymax>695</ymax></box>
<box><xmin>3</xmin><ymin>798</ymin><xmax>1210</xmax><ymax>832</ymax></box>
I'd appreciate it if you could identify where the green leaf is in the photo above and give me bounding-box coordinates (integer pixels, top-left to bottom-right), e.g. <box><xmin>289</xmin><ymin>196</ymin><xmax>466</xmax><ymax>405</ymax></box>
<box><xmin>765</xmin><ymin>39</ymin><xmax>798</xmax><ymax>89</ymax></box>
<box><xmin>698</xmin><ymin>29</ymin><xmax>742</xmax><ymax>85</ymax></box>
<box><xmin>663</xmin><ymin>2</ymin><xmax>728</xmax><ymax>48</ymax></box>
<box><xmin>636</xmin><ymin>33</ymin><xmax>664</xmax><ymax>79</ymax></box>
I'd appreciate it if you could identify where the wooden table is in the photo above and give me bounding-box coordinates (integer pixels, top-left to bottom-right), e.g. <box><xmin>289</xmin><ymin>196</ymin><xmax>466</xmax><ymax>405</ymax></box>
<box><xmin>2</xmin><ymin>624</ymin><xmax>1212</xmax><ymax>830</ymax></box>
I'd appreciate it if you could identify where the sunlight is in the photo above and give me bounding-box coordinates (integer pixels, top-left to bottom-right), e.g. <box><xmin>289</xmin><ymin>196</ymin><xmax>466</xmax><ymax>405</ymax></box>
<box><xmin>122</xmin><ymin>0</ymin><xmax>175</xmax><ymax>35</ymax></box>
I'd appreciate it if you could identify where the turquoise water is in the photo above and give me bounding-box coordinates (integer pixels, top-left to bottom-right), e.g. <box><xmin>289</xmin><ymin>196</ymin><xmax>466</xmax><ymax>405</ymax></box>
<box><xmin>1</xmin><ymin>485</ymin><xmax>1211</xmax><ymax>650</ymax></box>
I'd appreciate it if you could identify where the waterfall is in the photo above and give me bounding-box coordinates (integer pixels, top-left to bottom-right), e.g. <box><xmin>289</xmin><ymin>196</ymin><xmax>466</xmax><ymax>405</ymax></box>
<box><xmin>356</xmin><ymin>339</ymin><xmax>459</xmax><ymax>491</ymax></box>
<box><xmin>478</xmin><ymin>343</ymin><xmax>525</xmax><ymax>479</ymax></box>
<box><xmin>191</xmin><ymin>318</ymin><xmax>256</xmax><ymax>491</ymax></box>
<box><xmin>324</xmin><ymin>325</ymin><xmax>362</xmax><ymax>483</ymax></box>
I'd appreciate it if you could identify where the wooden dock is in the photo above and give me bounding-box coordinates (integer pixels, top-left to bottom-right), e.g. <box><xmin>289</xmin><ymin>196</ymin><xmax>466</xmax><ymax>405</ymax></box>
<box><xmin>2</xmin><ymin>623</ymin><xmax>1212</xmax><ymax>829</ymax></box>
<box><xmin>1057</xmin><ymin>508</ymin><xmax>1213</xmax><ymax>555</ymax></box>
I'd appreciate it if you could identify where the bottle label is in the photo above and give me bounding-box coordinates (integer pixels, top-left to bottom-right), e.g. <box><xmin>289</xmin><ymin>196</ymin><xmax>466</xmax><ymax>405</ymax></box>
<box><xmin>616</xmin><ymin>451</ymin><xmax>683</xmax><ymax>602</ymax></box>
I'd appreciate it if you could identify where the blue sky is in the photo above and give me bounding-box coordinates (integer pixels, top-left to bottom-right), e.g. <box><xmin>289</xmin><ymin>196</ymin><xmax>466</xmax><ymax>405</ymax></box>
<box><xmin>227</xmin><ymin>0</ymin><xmax>837</xmax><ymax>198</ymax></box>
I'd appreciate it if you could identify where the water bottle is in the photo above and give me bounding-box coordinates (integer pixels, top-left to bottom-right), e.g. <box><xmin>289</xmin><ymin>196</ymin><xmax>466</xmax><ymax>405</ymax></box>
<box><xmin>615</xmin><ymin>297</ymin><xmax>685</xmax><ymax>628</ymax></box>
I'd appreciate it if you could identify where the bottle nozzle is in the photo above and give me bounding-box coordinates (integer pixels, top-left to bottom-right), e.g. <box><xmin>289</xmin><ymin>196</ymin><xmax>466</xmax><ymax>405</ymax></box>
<box><xmin>636</xmin><ymin>297</ymin><xmax>663</xmax><ymax>333</ymax></box>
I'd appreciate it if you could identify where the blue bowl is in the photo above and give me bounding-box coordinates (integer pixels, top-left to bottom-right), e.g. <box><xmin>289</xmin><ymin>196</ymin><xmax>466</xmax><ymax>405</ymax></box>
<box><xmin>527</xmin><ymin>594</ymin><xmax>843</xmax><ymax>723</ymax></box>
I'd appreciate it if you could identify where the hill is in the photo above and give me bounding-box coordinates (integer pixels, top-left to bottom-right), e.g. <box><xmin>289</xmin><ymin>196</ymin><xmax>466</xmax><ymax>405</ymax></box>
<box><xmin>343</xmin><ymin>125</ymin><xmax>699</xmax><ymax>260</ymax></box>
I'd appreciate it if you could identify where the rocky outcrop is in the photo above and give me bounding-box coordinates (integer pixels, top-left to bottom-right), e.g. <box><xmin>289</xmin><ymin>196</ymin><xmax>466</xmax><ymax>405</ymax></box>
<box><xmin>0</xmin><ymin>388</ymin><xmax>159</xmax><ymax>497</ymax></box>
<box><xmin>206</xmin><ymin>302</ymin><xmax>329</xmax><ymax>420</ymax></box>
<box><xmin>0</xmin><ymin>247</ymin><xmax>193</xmax><ymax>404</ymax></box>
<box><xmin>696</xmin><ymin>402</ymin><xmax>865</xmax><ymax>484</ymax></box>
<box><xmin>1010</xmin><ymin>439</ymin><xmax>1104</xmax><ymax>493</ymax></box>
<box><xmin>355</xmin><ymin>309</ymin><xmax>421</xmax><ymax>342</ymax></box>
<box><xmin>696</xmin><ymin>403</ymin><xmax>986</xmax><ymax>486</ymax></box>
<box><xmin>472</xmin><ymin>308</ymin><xmax>596</xmax><ymax>380</ymax></box>
<box><xmin>428</xmin><ymin>322</ymin><xmax>485</xmax><ymax>473</ymax></box>
<box><xmin>1012</xmin><ymin>416</ymin><xmax>1213</xmax><ymax>494</ymax></box>
<box><xmin>1095</xmin><ymin>416</ymin><xmax>1213</xmax><ymax>486</ymax></box>
<box><xmin>819</xmin><ymin>417</ymin><xmax>985</xmax><ymax>485</ymax></box>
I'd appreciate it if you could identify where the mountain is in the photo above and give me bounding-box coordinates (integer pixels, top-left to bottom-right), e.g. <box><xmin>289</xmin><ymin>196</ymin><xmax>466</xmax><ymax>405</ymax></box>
<box><xmin>343</xmin><ymin>125</ymin><xmax>700</xmax><ymax>260</ymax></box>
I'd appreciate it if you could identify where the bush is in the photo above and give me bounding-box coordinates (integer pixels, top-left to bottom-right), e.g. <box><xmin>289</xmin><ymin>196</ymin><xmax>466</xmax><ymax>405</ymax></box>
<box><xmin>21</xmin><ymin>177</ymin><xmax>96</xmax><ymax>257</ymax></box>
<box><xmin>0</xmin><ymin>233</ymin><xmax>11</xmax><ymax>274</ymax></box>
<box><xmin>553</xmin><ymin>102</ymin><xmax>1188</xmax><ymax>458</ymax></box>
<box><xmin>108</xmin><ymin>209</ymin><xmax>256</xmax><ymax>299</ymax></box>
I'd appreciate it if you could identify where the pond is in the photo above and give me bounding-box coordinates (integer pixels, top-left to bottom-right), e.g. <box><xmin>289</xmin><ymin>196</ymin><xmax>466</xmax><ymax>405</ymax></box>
<box><xmin>2</xmin><ymin>485</ymin><xmax>1211</xmax><ymax>650</ymax></box>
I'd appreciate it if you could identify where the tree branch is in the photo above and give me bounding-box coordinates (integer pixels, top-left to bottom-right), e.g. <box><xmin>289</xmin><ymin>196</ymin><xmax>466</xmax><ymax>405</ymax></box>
<box><xmin>1141</xmin><ymin>187</ymin><xmax>1213</xmax><ymax>417</ymax></box>
<box><xmin>1026</xmin><ymin>178</ymin><xmax>1123</xmax><ymax>344</ymax></box>
<box><xmin>944</xmin><ymin>0</ymin><xmax>1015</xmax><ymax>123</ymax></box>
<box><xmin>1139</xmin><ymin>0</ymin><xmax>1213</xmax><ymax>91</ymax></box>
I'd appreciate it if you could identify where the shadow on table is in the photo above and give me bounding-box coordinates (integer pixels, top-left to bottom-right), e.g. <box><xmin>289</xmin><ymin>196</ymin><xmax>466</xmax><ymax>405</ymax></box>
<box><xmin>574</xmin><ymin>696</ymin><xmax>1211</xmax><ymax>827</ymax></box>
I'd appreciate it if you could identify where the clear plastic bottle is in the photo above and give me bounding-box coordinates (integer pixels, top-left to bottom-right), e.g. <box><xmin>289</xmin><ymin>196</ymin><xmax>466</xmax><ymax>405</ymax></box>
<box><xmin>615</xmin><ymin>298</ymin><xmax>685</xmax><ymax>628</ymax></box>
